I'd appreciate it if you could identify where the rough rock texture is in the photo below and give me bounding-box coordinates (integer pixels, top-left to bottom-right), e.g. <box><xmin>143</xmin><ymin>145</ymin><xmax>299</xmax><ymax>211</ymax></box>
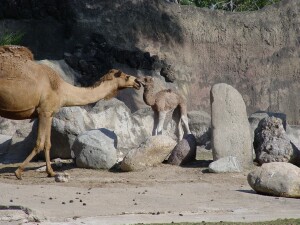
<box><xmin>254</xmin><ymin>116</ymin><xmax>300</xmax><ymax>165</ymax></box>
<box><xmin>211</xmin><ymin>83</ymin><xmax>253</xmax><ymax>170</ymax></box>
<box><xmin>72</xmin><ymin>129</ymin><xmax>117</xmax><ymax>169</ymax></box>
<box><xmin>249</xmin><ymin>112</ymin><xmax>287</xmax><ymax>138</ymax></box>
<box><xmin>208</xmin><ymin>156</ymin><xmax>242</xmax><ymax>173</ymax></box>
<box><xmin>0</xmin><ymin>135</ymin><xmax>11</xmax><ymax>156</ymax></box>
<box><xmin>286</xmin><ymin>125</ymin><xmax>300</xmax><ymax>151</ymax></box>
<box><xmin>1</xmin><ymin>121</ymin><xmax>37</xmax><ymax>163</ymax></box>
<box><xmin>120</xmin><ymin>135</ymin><xmax>177</xmax><ymax>172</ymax></box>
<box><xmin>1</xmin><ymin>0</ymin><xmax>300</xmax><ymax>125</ymax></box>
<box><xmin>248</xmin><ymin>162</ymin><xmax>300</xmax><ymax>198</ymax></box>
<box><xmin>187</xmin><ymin>111</ymin><xmax>211</xmax><ymax>147</ymax></box>
<box><xmin>167</xmin><ymin>134</ymin><xmax>197</xmax><ymax>166</ymax></box>
<box><xmin>52</xmin><ymin>107</ymin><xmax>94</xmax><ymax>159</ymax></box>
<box><xmin>55</xmin><ymin>172</ymin><xmax>70</xmax><ymax>183</ymax></box>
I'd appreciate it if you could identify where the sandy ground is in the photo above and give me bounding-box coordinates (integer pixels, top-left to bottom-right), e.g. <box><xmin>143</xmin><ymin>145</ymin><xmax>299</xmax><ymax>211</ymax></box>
<box><xmin>0</xmin><ymin>151</ymin><xmax>299</xmax><ymax>225</ymax></box>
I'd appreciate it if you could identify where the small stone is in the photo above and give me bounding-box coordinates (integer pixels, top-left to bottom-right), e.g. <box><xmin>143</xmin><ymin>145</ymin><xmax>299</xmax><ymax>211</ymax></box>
<box><xmin>55</xmin><ymin>172</ymin><xmax>70</xmax><ymax>183</ymax></box>
<box><xmin>62</xmin><ymin>202</ymin><xmax>65</xmax><ymax>204</ymax></box>
<box><xmin>83</xmin><ymin>203</ymin><xmax>86</xmax><ymax>206</ymax></box>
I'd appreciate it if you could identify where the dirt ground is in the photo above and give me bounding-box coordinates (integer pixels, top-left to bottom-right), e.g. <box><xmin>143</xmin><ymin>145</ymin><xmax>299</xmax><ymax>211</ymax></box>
<box><xmin>0</xmin><ymin>150</ymin><xmax>299</xmax><ymax>225</ymax></box>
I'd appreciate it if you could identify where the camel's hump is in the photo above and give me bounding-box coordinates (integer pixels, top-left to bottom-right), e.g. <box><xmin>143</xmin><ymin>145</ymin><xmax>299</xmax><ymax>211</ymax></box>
<box><xmin>0</xmin><ymin>45</ymin><xmax>34</xmax><ymax>60</ymax></box>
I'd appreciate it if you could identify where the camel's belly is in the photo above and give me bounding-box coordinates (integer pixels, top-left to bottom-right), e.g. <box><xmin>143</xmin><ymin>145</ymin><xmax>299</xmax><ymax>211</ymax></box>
<box><xmin>0</xmin><ymin>108</ymin><xmax>37</xmax><ymax>120</ymax></box>
<box><xmin>0</xmin><ymin>79</ymin><xmax>40</xmax><ymax>114</ymax></box>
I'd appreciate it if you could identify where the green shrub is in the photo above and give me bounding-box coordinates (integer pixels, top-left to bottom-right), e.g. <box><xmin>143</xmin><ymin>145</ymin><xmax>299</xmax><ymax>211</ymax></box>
<box><xmin>0</xmin><ymin>31</ymin><xmax>24</xmax><ymax>46</ymax></box>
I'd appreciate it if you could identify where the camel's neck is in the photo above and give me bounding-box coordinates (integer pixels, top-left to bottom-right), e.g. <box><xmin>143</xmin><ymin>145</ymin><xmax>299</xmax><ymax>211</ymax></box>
<box><xmin>61</xmin><ymin>81</ymin><xmax>118</xmax><ymax>107</ymax></box>
<box><xmin>143</xmin><ymin>85</ymin><xmax>156</xmax><ymax>106</ymax></box>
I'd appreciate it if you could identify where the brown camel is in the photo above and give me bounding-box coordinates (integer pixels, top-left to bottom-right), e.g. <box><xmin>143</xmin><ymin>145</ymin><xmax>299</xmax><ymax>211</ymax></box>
<box><xmin>0</xmin><ymin>45</ymin><xmax>142</xmax><ymax>179</ymax></box>
<box><xmin>141</xmin><ymin>76</ymin><xmax>191</xmax><ymax>139</ymax></box>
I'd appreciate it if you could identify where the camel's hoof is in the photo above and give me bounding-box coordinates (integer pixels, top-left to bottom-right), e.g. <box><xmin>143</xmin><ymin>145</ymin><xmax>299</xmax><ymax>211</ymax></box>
<box><xmin>14</xmin><ymin>170</ymin><xmax>22</xmax><ymax>180</ymax></box>
<box><xmin>47</xmin><ymin>172</ymin><xmax>56</xmax><ymax>177</ymax></box>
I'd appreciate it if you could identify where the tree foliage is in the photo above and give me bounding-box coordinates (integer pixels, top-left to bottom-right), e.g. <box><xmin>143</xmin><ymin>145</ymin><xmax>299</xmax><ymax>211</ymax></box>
<box><xmin>179</xmin><ymin>0</ymin><xmax>281</xmax><ymax>11</ymax></box>
<box><xmin>0</xmin><ymin>32</ymin><xmax>24</xmax><ymax>46</ymax></box>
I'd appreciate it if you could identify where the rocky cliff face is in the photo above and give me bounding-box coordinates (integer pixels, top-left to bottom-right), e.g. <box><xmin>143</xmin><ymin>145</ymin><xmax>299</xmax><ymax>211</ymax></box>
<box><xmin>0</xmin><ymin>0</ymin><xmax>299</xmax><ymax>124</ymax></box>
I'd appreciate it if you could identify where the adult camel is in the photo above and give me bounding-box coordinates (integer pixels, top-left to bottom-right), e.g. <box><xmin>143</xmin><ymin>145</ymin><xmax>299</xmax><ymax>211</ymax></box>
<box><xmin>0</xmin><ymin>45</ymin><xmax>142</xmax><ymax>179</ymax></box>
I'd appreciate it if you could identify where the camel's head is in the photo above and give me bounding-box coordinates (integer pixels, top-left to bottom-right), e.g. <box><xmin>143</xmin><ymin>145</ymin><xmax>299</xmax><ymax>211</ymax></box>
<box><xmin>140</xmin><ymin>76</ymin><xmax>154</xmax><ymax>87</ymax></box>
<box><xmin>107</xmin><ymin>69</ymin><xmax>143</xmax><ymax>90</ymax></box>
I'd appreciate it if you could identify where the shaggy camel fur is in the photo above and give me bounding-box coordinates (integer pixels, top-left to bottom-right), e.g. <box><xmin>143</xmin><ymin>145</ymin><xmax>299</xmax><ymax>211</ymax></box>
<box><xmin>0</xmin><ymin>45</ymin><xmax>142</xmax><ymax>179</ymax></box>
<box><xmin>141</xmin><ymin>76</ymin><xmax>191</xmax><ymax>139</ymax></box>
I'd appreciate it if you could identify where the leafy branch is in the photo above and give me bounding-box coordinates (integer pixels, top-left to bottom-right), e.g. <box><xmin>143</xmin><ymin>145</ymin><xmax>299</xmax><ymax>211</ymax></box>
<box><xmin>0</xmin><ymin>31</ymin><xmax>24</xmax><ymax>46</ymax></box>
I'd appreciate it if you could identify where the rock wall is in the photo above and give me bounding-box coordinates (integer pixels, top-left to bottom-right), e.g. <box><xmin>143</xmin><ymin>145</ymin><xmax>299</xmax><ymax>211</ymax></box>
<box><xmin>0</xmin><ymin>0</ymin><xmax>299</xmax><ymax>124</ymax></box>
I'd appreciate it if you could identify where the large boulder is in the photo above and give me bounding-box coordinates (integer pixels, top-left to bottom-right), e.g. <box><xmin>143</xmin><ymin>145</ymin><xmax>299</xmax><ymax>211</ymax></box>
<box><xmin>72</xmin><ymin>129</ymin><xmax>117</xmax><ymax>169</ymax></box>
<box><xmin>1</xmin><ymin>120</ymin><xmax>37</xmax><ymax>163</ymax></box>
<box><xmin>89</xmin><ymin>98</ymin><xmax>178</xmax><ymax>154</ymax></box>
<box><xmin>211</xmin><ymin>83</ymin><xmax>253</xmax><ymax>170</ymax></box>
<box><xmin>254</xmin><ymin>116</ymin><xmax>300</xmax><ymax>165</ymax></box>
<box><xmin>120</xmin><ymin>135</ymin><xmax>177</xmax><ymax>172</ymax></box>
<box><xmin>248</xmin><ymin>162</ymin><xmax>300</xmax><ymax>198</ymax></box>
<box><xmin>167</xmin><ymin>134</ymin><xmax>197</xmax><ymax>166</ymax></box>
<box><xmin>89</xmin><ymin>99</ymin><xmax>150</xmax><ymax>153</ymax></box>
<box><xmin>0</xmin><ymin>135</ymin><xmax>12</xmax><ymax>157</ymax></box>
<box><xmin>51</xmin><ymin>106</ymin><xmax>94</xmax><ymax>159</ymax></box>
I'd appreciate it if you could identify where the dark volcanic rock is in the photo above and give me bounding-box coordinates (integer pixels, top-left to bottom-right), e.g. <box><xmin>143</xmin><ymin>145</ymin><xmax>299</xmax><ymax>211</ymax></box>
<box><xmin>254</xmin><ymin>116</ymin><xmax>300</xmax><ymax>166</ymax></box>
<box><xmin>167</xmin><ymin>134</ymin><xmax>197</xmax><ymax>166</ymax></box>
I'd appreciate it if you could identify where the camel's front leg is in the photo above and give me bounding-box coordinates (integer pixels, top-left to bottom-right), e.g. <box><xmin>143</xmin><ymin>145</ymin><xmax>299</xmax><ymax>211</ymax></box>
<box><xmin>15</xmin><ymin>112</ymin><xmax>54</xmax><ymax>179</ymax></box>
<box><xmin>155</xmin><ymin>111</ymin><xmax>167</xmax><ymax>135</ymax></box>
<box><xmin>43</xmin><ymin>114</ymin><xmax>55</xmax><ymax>177</ymax></box>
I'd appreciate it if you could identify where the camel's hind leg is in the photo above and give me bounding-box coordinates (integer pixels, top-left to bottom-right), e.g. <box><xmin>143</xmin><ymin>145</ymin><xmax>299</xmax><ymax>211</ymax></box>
<box><xmin>15</xmin><ymin>112</ymin><xmax>54</xmax><ymax>179</ymax></box>
<box><xmin>181</xmin><ymin>115</ymin><xmax>191</xmax><ymax>134</ymax></box>
<box><xmin>178</xmin><ymin>115</ymin><xmax>191</xmax><ymax>140</ymax></box>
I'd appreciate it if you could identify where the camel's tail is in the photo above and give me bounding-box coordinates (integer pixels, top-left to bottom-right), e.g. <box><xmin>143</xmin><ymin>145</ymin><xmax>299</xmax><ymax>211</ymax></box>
<box><xmin>0</xmin><ymin>45</ymin><xmax>34</xmax><ymax>60</ymax></box>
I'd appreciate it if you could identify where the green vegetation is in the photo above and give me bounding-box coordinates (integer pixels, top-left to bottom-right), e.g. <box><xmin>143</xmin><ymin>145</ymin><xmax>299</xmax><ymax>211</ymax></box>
<box><xmin>179</xmin><ymin>0</ymin><xmax>281</xmax><ymax>11</ymax></box>
<box><xmin>0</xmin><ymin>31</ymin><xmax>24</xmax><ymax>46</ymax></box>
<box><xmin>144</xmin><ymin>218</ymin><xmax>300</xmax><ymax>225</ymax></box>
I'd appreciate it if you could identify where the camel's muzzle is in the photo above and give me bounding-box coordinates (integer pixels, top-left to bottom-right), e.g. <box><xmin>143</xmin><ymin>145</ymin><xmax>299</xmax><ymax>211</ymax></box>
<box><xmin>134</xmin><ymin>78</ymin><xmax>145</xmax><ymax>89</ymax></box>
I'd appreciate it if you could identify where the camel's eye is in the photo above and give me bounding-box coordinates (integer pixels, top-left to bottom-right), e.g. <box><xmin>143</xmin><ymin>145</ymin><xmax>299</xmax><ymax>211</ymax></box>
<box><xmin>125</xmin><ymin>76</ymin><xmax>129</xmax><ymax>81</ymax></box>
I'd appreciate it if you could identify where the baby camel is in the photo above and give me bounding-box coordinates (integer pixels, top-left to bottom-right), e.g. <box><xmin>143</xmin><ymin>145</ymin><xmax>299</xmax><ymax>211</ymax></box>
<box><xmin>141</xmin><ymin>76</ymin><xmax>191</xmax><ymax>139</ymax></box>
<box><xmin>0</xmin><ymin>45</ymin><xmax>142</xmax><ymax>179</ymax></box>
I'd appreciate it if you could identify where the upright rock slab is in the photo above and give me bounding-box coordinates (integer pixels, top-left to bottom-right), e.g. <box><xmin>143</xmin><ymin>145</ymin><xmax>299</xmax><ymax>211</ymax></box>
<box><xmin>248</xmin><ymin>162</ymin><xmax>300</xmax><ymax>198</ymax></box>
<box><xmin>211</xmin><ymin>83</ymin><xmax>253</xmax><ymax>170</ymax></box>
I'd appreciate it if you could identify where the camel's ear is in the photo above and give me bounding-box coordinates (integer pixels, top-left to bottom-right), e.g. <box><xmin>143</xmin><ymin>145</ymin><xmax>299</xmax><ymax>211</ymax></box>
<box><xmin>105</xmin><ymin>73</ymin><xmax>114</xmax><ymax>80</ymax></box>
<box><xmin>114</xmin><ymin>70</ymin><xmax>122</xmax><ymax>78</ymax></box>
